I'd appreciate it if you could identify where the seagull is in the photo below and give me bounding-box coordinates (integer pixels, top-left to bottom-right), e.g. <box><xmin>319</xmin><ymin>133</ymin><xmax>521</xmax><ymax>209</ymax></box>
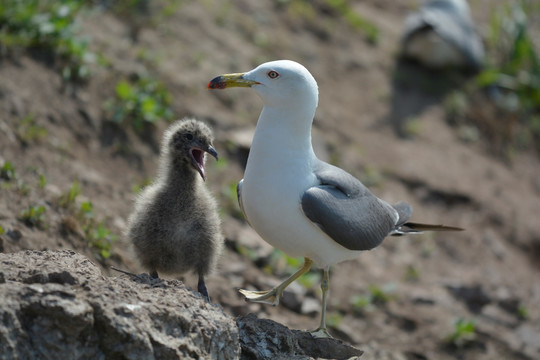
<box><xmin>126</xmin><ymin>118</ymin><xmax>223</xmax><ymax>301</ymax></box>
<box><xmin>401</xmin><ymin>0</ymin><xmax>484</xmax><ymax>70</ymax></box>
<box><xmin>208</xmin><ymin>60</ymin><xmax>462</xmax><ymax>337</ymax></box>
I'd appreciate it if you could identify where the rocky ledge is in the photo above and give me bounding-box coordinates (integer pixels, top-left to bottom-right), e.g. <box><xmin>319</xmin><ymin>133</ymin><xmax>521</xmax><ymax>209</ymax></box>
<box><xmin>0</xmin><ymin>250</ymin><xmax>363</xmax><ymax>359</ymax></box>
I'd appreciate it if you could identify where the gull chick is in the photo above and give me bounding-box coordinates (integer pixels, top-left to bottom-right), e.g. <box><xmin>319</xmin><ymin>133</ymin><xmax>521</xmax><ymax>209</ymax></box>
<box><xmin>208</xmin><ymin>60</ymin><xmax>462</xmax><ymax>337</ymax></box>
<box><xmin>126</xmin><ymin>118</ymin><xmax>223</xmax><ymax>300</ymax></box>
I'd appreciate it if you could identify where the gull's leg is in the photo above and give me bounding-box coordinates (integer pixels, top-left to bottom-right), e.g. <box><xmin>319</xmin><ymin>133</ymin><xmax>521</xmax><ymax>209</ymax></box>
<box><xmin>310</xmin><ymin>266</ymin><xmax>333</xmax><ymax>338</ymax></box>
<box><xmin>198</xmin><ymin>274</ymin><xmax>211</xmax><ymax>302</ymax></box>
<box><xmin>239</xmin><ymin>257</ymin><xmax>314</xmax><ymax>306</ymax></box>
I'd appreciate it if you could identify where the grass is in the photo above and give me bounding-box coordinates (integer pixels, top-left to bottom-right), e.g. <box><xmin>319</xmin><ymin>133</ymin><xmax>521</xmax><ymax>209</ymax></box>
<box><xmin>350</xmin><ymin>283</ymin><xmax>397</xmax><ymax>314</ymax></box>
<box><xmin>450</xmin><ymin>1</ymin><xmax>540</xmax><ymax>156</ymax></box>
<box><xmin>0</xmin><ymin>162</ymin><xmax>16</xmax><ymax>181</ymax></box>
<box><xmin>445</xmin><ymin>318</ymin><xmax>477</xmax><ymax>348</ymax></box>
<box><xmin>58</xmin><ymin>180</ymin><xmax>81</xmax><ymax>209</ymax></box>
<box><xmin>19</xmin><ymin>204</ymin><xmax>47</xmax><ymax>229</ymax></box>
<box><xmin>324</xmin><ymin>0</ymin><xmax>379</xmax><ymax>44</ymax></box>
<box><xmin>56</xmin><ymin>182</ymin><xmax>117</xmax><ymax>259</ymax></box>
<box><xmin>0</xmin><ymin>0</ymin><xmax>97</xmax><ymax>81</ymax></box>
<box><xmin>38</xmin><ymin>174</ymin><xmax>47</xmax><ymax>189</ymax></box>
<box><xmin>77</xmin><ymin>201</ymin><xmax>117</xmax><ymax>259</ymax></box>
<box><xmin>104</xmin><ymin>76</ymin><xmax>175</xmax><ymax>131</ymax></box>
<box><xmin>404</xmin><ymin>264</ymin><xmax>420</xmax><ymax>282</ymax></box>
<box><xmin>16</xmin><ymin>115</ymin><xmax>48</xmax><ymax>145</ymax></box>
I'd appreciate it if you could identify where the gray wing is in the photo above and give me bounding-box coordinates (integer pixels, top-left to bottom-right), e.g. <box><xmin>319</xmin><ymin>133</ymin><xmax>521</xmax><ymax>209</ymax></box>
<box><xmin>402</xmin><ymin>0</ymin><xmax>484</xmax><ymax>69</ymax></box>
<box><xmin>301</xmin><ymin>162</ymin><xmax>410</xmax><ymax>251</ymax></box>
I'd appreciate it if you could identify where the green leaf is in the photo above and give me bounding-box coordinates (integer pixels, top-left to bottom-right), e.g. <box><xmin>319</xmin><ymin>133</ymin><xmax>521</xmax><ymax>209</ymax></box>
<box><xmin>115</xmin><ymin>80</ymin><xmax>133</xmax><ymax>100</ymax></box>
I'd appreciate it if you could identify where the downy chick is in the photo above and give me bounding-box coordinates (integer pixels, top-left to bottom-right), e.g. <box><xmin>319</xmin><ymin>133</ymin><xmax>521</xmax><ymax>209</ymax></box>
<box><xmin>126</xmin><ymin>118</ymin><xmax>223</xmax><ymax>300</ymax></box>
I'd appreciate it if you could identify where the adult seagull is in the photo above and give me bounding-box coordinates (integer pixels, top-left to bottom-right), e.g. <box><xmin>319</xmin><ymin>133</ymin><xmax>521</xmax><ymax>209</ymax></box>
<box><xmin>401</xmin><ymin>0</ymin><xmax>484</xmax><ymax>70</ymax></box>
<box><xmin>208</xmin><ymin>60</ymin><xmax>462</xmax><ymax>338</ymax></box>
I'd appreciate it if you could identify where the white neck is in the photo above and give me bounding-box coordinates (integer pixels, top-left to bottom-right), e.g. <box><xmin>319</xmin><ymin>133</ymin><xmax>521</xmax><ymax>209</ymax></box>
<box><xmin>247</xmin><ymin>104</ymin><xmax>316</xmax><ymax>168</ymax></box>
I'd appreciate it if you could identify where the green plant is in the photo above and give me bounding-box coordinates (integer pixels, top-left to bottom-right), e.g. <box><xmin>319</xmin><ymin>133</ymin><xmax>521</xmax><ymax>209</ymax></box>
<box><xmin>105</xmin><ymin>77</ymin><xmax>175</xmax><ymax>131</ymax></box>
<box><xmin>350</xmin><ymin>283</ymin><xmax>397</xmax><ymax>314</ymax></box>
<box><xmin>368</xmin><ymin>283</ymin><xmax>396</xmax><ymax>304</ymax></box>
<box><xmin>0</xmin><ymin>0</ymin><xmax>96</xmax><ymax>81</ymax></box>
<box><xmin>350</xmin><ymin>293</ymin><xmax>375</xmax><ymax>313</ymax></box>
<box><xmin>474</xmin><ymin>1</ymin><xmax>540</xmax><ymax>153</ymax></box>
<box><xmin>16</xmin><ymin>115</ymin><xmax>48</xmax><ymax>144</ymax></box>
<box><xmin>58</xmin><ymin>180</ymin><xmax>81</xmax><ymax>208</ymax></box>
<box><xmin>404</xmin><ymin>264</ymin><xmax>420</xmax><ymax>282</ymax></box>
<box><xmin>326</xmin><ymin>312</ymin><xmax>344</xmax><ymax>329</ymax></box>
<box><xmin>86</xmin><ymin>222</ymin><xmax>117</xmax><ymax>259</ymax></box>
<box><xmin>19</xmin><ymin>204</ymin><xmax>47</xmax><ymax>229</ymax></box>
<box><xmin>517</xmin><ymin>304</ymin><xmax>529</xmax><ymax>320</ymax></box>
<box><xmin>0</xmin><ymin>224</ymin><xmax>5</xmax><ymax>235</ymax></box>
<box><xmin>38</xmin><ymin>174</ymin><xmax>47</xmax><ymax>189</ymax></box>
<box><xmin>76</xmin><ymin>201</ymin><xmax>116</xmax><ymax>259</ymax></box>
<box><xmin>0</xmin><ymin>162</ymin><xmax>16</xmax><ymax>181</ymax></box>
<box><xmin>324</xmin><ymin>0</ymin><xmax>379</xmax><ymax>44</ymax></box>
<box><xmin>445</xmin><ymin>318</ymin><xmax>477</xmax><ymax>347</ymax></box>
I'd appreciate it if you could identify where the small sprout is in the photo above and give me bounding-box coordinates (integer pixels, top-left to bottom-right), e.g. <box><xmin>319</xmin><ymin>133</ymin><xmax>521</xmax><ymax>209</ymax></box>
<box><xmin>324</xmin><ymin>0</ymin><xmax>379</xmax><ymax>44</ymax></box>
<box><xmin>326</xmin><ymin>312</ymin><xmax>344</xmax><ymax>329</ymax></box>
<box><xmin>297</xmin><ymin>271</ymin><xmax>321</xmax><ymax>290</ymax></box>
<box><xmin>350</xmin><ymin>294</ymin><xmax>376</xmax><ymax>313</ymax></box>
<box><xmin>16</xmin><ymin>115</ymin><xmax>48</xmax><ymax>144</ymax></box>
<box><xmin>350</xmin><ymin>283</ymin><xmax>397</xmax><ymax>314</ymax></box>
<box><xmin>403</xmin><ymin>116</ymin><xmax>422</xmax><ymax>137</ymax></box>
<box><xmin>58</xmin><ymin>180</ymin><xmax>81</xmax><ymax>209</ymax></box>
<box><xmin>404</xmin><ymin>264</ymin><xmax>420</xmax><ymax>282</ymax></box>
<box><xmin>369</xmin><ymin>283</ymin><xmax>397</xmax><ymax>304</ymax></box>
<box><xmin>0</xmin><ymin>224</ymin><xmax>5</xmax><ymax>235</ymax></box>
<box><xmin>87</xmin><ymin>223</ymin><xmax>117</xmax><ymax>259</ymax></box>
<box><xmin>19</xmin><ymin>205</ymin><xmax>47</xmax><ymax>229</ymax></box>
<box><xmin>1</xmin><ymin>162</ymin><xmax>16</xmax><ymax>181</ymax></box>
<box><xmin>445</xmin><ymin>318</ymin><xmax>477</xmax><ymax>348</ymax></box>
<box><xmin>517</xmin><ymin>304</ymin><xmax>529</xmax><ymax>320</ymax></box>
<box><xmin>38</xmin><ymin>174</ymin><xmax>47</xmax><ymax>189</ymax></box>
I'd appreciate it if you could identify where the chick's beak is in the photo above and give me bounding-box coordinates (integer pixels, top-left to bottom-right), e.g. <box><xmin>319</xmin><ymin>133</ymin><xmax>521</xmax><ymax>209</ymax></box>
<box><xmin>207</xmin><ymin>72</ymin><xmax>259</xmax><ymax>89</ymax></box>
<box><xmin>190</xmin><ymin>145</ymin><xmax>219</xmax><ymax>181</ymax></box>
<box><xmin>206</xmin><ymin>145</ymin><xmax>219</xmax><ymax>161</ymax></box>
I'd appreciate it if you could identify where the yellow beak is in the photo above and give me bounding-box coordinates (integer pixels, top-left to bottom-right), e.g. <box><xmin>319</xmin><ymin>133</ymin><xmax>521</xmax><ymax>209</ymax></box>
<box><xmin>207</xmin><ymin>72</ymin><xmax>259</xmax><ymax>89</ymax></box>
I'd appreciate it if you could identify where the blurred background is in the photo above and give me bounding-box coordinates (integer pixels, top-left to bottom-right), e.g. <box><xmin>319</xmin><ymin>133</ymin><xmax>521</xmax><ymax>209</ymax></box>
<box><xmin>0</xmin><ymin>1</ymin><xmax>539</xmax><ymax>359</ymax></box>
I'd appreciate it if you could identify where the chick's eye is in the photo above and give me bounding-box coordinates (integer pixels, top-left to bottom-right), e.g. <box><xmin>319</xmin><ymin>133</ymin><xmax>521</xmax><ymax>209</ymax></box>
<box><xmin>267</xmin><ymin>70</ymin><xmax>279</xmax><ymax>79</ymax></box>
<box><xmin>185</xmin><ymin>133</ymin><xmax>194</xmax><ymax>140</ymax></box>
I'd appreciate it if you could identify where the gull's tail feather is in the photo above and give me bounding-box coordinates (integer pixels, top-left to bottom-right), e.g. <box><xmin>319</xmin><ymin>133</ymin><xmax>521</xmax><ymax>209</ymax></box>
<box><xmin>391</xmin><ymin>222</ymin><xmax>464</xmax><ymax>236</ymax></box>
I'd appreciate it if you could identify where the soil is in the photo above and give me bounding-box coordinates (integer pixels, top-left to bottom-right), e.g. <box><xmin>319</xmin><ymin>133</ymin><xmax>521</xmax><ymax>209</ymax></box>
<box><xmin>1</xmin><ymin>1</ymin><xmax>539</xmax><ymax>359</ymax></box>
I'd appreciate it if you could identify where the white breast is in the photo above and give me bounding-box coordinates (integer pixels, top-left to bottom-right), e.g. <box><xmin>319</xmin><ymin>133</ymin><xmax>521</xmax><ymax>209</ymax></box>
<box><xmin>240</xmin><ymin>116</ymin><xmax>361</xmax><ymax>267</ymax></box>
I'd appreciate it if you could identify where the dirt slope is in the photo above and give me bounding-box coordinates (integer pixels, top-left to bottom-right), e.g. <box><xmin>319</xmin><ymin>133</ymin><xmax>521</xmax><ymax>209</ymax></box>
<box><xmin>1</xmin><ymin>1</ymin><xmax>539</xmax><ymax>359</ymax></box>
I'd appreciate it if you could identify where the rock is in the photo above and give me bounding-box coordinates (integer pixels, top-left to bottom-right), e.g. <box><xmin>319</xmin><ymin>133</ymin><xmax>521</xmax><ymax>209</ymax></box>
<box><xmin>0</xmin><ymin>250</ymin><xmax>240</xmax><ymax>360</ymax></box>
<box><xmin>237</xmin><ymin>313</ymin><xmax>363</xmax><ymax>360</ymax></box>
<box><xmin>446</xmin><ymin>284</ymin><xmax>491</xmax><ymax>313</ymax></box>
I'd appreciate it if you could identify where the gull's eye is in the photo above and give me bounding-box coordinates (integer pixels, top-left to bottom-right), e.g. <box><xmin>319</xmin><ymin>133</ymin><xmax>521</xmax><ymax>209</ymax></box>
<box><xmin>267</xmin><ymin>70</ymin><xmax>279</xmax><ymax>79</ymax></box>
<box><xmin>185</xmin><ymin>133</ymin><xmax>194</xmax><ymax>140</ymax></box>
